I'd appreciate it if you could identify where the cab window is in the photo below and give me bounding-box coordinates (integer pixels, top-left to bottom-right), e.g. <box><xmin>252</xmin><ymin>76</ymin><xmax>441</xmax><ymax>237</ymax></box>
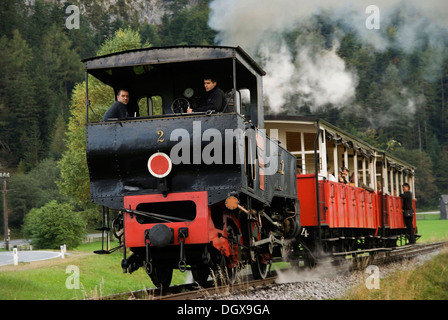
<box><xmin>138</xmin><ymin>96</ymin><xmax>163</xmax><ymax>116</ymax></box>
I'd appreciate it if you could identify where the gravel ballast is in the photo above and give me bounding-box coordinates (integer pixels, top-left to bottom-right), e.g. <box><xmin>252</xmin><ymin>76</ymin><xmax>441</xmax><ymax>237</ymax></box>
<box><xmin>204</xmin><ymin>250</ymin><xmax>440</xmax><ymax>300</ymax></box>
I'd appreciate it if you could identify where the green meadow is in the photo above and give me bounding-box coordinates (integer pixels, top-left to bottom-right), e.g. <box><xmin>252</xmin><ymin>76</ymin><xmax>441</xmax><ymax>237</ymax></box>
<box><xmin>343</xmin><ymin>216</ymin><xmax>448</xmax><ymax>300</ymax></box>
<box><xmin>342</xmin><ymin>248</ymin><xmax>448</xmax><ymax>300</ymax></box>
<box><xmin>416</xmin><ymin>219</ymin><xmax>448</xmax><ymax>243</ymax></box>
<box><xmin>0</xmin><ymin>241</ymin><xmax>188</xmax><ymax>300</ymax></box>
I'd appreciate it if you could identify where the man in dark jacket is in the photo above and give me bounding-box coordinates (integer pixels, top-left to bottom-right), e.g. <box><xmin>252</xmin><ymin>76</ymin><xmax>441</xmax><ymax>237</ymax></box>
<box><xmin>188</xmin><ymin>75</ymin><xmax>227</xmax><ymax>113</ymax></box>
<box><xmin>102</xmin><ymin>89</ymin><xmax>139</xmax><ymax>121</ymax></box>
<box><xmin>399</xmin><ymin>183</ymin><xmax>416</xmax><ymax>244</ymax></box>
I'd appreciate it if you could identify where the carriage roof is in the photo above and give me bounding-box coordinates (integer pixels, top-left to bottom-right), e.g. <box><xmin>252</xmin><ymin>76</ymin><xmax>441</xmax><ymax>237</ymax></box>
<box><xmin>265</xmin><ymin>115</ymin><xmax>415</xmax><ymax>172</ymax></box>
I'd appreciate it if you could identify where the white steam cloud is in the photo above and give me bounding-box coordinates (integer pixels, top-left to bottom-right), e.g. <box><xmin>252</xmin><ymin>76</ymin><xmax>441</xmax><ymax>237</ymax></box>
<box><xmin>208</xmin><ymin>0</ymin><xmax>448</xmax><ymax>119</ymax></box>
<box><xmin>258</xmin><ymin>38</ymin><xmax>358</xmax><ymax>113</ymax></box>
<box><xmin>209</xmin><ymin>0</ymin><xmax>359</xmax><ymax>113</ymax></box>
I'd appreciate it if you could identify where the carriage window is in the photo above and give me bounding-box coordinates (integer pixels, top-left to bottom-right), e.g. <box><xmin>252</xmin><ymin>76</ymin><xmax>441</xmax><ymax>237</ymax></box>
<box><xmin>286</xmin><ymin>132</ymin><xmax>301</xmax><ymax>151</ymax></box>
<box><xmin>285</xmin><ymin>132</ymin><xmax>315</xmax><ymax>152</ymax></box>
<box><xmin>286</xmin><ymin>131</ymin><xmax>317</xmax><ymax>174</ymax></box>
<box><xmin>303</xmin><ymin>133</ymin><xmax>315</xmax><ymax>150</ymax></box>
<box><xmin>138</xmin><ymin>96</ymin><xmax>163</xmax><ymax>116</ymax></box>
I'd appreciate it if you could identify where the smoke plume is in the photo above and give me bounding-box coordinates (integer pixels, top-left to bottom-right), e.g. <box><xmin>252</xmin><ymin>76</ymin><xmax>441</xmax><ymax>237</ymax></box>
<box><xmin>208</xmin><ymin>0</ymin><xmax>448</xmax><ymax>119</ymax></box>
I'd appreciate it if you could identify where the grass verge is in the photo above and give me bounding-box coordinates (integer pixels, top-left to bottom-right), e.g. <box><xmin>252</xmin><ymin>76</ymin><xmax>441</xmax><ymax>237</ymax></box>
<box><xmin>0</xmin><ymin>241</ymin><xmax>188</xmax><ymax>300</ymax></box>
<box><xmin>416</xmin><ymin>219</ymin><xmax>448</xmax><ymax>243</ymax></box>
<box><xmin>342</xmin><ymin>249</ymin><xmax>448</xmax><ymax>300</ymax></box>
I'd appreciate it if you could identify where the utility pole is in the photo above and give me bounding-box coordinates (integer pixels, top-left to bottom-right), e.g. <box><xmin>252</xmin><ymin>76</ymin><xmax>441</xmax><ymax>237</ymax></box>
<box><xmin>1</xmin><ymin>172</ymin><xmax>9</xmax><ymax>251</ymax></box>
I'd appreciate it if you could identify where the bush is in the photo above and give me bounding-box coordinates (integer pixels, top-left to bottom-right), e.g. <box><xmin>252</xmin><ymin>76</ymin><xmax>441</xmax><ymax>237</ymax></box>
<box><xmin>23</xmin><ymin>200</ymin><xmax>86</xmax><ymax>249</ymax></box>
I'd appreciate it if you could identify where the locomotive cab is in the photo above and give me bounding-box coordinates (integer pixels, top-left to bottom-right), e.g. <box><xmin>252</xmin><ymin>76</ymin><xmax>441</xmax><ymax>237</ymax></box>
<box><xmin>83</xmin><ymin>46</ymin><xmax>299</xmax><ymax>288</ymax></box>
<box><xmin>83</xmin><ymin>46</ymin><xmax>265</xmax><ymax>126</ymax></box>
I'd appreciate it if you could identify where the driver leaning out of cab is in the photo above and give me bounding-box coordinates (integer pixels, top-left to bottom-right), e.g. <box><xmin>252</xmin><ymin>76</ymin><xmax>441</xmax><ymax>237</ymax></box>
<box><xmin>187</xmin><ymin>74</ymin><xmax>226</xmax><ymax>113</ymax></box>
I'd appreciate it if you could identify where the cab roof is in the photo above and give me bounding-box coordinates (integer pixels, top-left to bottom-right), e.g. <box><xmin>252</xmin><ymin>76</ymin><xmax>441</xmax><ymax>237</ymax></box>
<box><xmin>82</xmin><ymin>45</ymin><xmax>266</xmax><ymax>87</ymax></box>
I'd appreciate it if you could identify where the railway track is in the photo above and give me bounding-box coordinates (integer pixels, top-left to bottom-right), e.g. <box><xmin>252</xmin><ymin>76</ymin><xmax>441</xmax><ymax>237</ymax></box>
<box><xmin>350</xmin><ymin>240</ymin><xmax>448</xmax><ymax>271</ymax></box>
<box><xmin>101</xmin><ymin>272</ymin><xmax>278</xmax><ymax>300</ymax></box>
<box><xmin>100</xmin><ymin>241</ymin><xmax>448</xmax><ymax>300</ymax></box>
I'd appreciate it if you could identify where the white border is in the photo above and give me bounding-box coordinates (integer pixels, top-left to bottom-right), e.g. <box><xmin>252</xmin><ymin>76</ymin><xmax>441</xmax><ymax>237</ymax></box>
<box><xmin>147</xmin><ymin>152</ymin><xmax>172</xmax><ymax>178</ymax></box>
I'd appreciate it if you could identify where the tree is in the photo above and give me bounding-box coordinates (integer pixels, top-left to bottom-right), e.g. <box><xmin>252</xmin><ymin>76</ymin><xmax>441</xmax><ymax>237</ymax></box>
<box><xmin>8</xmin><ymin>173</ymin><xmax>43</xmax><ymax>229</ymax></box>
<box><xmin>57</xmin><ymin>83</ymin><xmax>93</xmax><ymax>205</ymax></box>
<box><xmin>30</xmin><ymin>24</ymin><xmax>83</xmax><ymax>162</ymax></box>
<box><xmin>8</xmin><ymin>158</ymin><xmax>67</xmax><ymax>228</ymax></box>
<box><xmin>48</xmin><ymin>114</ymin><xmax>67</xmax><ymax>160</ymax></box>
<box><xmin>0</xmin><ymin>29</ymin><xmax>37</xmax><ymax>168</ymax></box>
<box><xmin>97</xmin><ymin>28</ymin><xmax>150</xmax><ymax>56</ymax></box>
<box><xmin>392</xmin><ymin>148</ymin><xmax>438</xmax><ymax>208</ymax></box>
<box><xmin>158</xmin><ymin>1</ymin><xmax>216</xmax><ymax>46</ymax></box>
<box><xmin>0</xmin><ymin>0</ymin><xmax>26</xmax><ymax>38</ymax></box>
<box><xmin>433</xmin><ymin>147</ymin><xmax>448</xmax><ymax>195</ymax></box>
<box><xmin>23</xmin><ymin>200</ymin><xmax>86</xmax><ymax>249</ymax></box>
<box><xmin>139</xmin><ymin>24</ymin><xmax>162</xmax><ymax>47</ymax></box>
<box><xmin>37</xmin><ymin>25</ymin><xmax>84</xmax><ymax>114</ymax></box>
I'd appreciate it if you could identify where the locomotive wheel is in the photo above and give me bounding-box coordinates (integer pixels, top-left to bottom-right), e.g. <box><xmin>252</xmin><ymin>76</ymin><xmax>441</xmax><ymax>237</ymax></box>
<box><xmin>226</xmin><ymin>259</ymin><xmax>238</xmax><ymax>285</ymax></box>
<box><xmin>215</xmin><ymin>255</ymin><xmax>237</xmax><ymax>285</ymax></box>
<box><xmin>303</xmin><ymin>251</ymin><xmax>317</xmax><ymax>268</ymax></box>
<box><xmin>251</xmin><ymin>254</ymin><xmax>269</xmax><ymax>280</ymax></box>
<box><xmin>224</xmin><ymin>223</ymin><xmax>239</xmax><ymax>284</ymax></box>
<box><xmin>147</xmin><ymin>264</ymin><xmax>173</xmax><ymax>290</ymax></box>
<box><xmin>192</xmin><ymin>256</ymin><xmax>237</xmax><ymax>286</ymax></box>
<box><xmin>191</xmin><ymin>264</ymin><xmax>211</xmax><ymax>287</ymax></box>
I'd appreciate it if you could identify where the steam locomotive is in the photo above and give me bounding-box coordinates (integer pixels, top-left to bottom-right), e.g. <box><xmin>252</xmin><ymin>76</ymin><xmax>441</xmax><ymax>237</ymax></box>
<box><xmin>83</xmin><ymin>46</ymin><xmax>417</xmax><ymax>289</ymax></box>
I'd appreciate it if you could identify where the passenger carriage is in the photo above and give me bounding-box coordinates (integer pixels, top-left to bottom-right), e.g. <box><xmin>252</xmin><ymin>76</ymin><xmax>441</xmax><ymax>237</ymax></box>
<box><xmin>265</xmin><ymin>116</ymin><xmax>418</xmax><ymax>258</ymax></box>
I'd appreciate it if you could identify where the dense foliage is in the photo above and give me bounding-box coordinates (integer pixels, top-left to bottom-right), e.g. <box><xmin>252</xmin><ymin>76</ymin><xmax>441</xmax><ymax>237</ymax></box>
<box><xmin>0</xmin><ymin>0</ymin><xmax>447</xmax><ymax>243</ymax></box>
<box><xmin>23</xmin><ymin>200</ymin><xmax>86</xmax><ymax>249</ymax></box>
